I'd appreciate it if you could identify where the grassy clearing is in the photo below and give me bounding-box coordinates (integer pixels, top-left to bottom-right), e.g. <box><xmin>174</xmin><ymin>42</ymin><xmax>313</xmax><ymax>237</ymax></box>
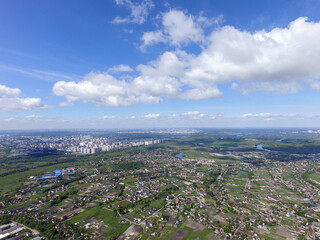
<box><xmin>70</xmin><ymin>206</ymin><xmax>130</xmax><ymax>239</ymax></box>
<box><xmin>308</xmin><ymin>171</ymin><xmax>320</xmax><ymax>182</ymax></box>
<box><xmin>149</xmin><ymin>199</ymin><xmax>166</xmax><ymax>208</ymax></box>
<box><xmin>123</xmin><ymin>176</ymin><xmax>137</xmax><ymax>185</ymax></box>
<box><xmin>232</xmin><ymin>179</ymin><xmax>247</xmax><ymax>186</ymax></box>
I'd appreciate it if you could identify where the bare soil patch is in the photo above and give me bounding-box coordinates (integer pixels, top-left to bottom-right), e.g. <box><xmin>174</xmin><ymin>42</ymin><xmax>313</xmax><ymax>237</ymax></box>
<box><xmin>171</xmin><ymin>229</ymin><xmax>188</xmax><ymax>240</ymax></box>
<box><xmin>118</xmin><ymin>224</ymin><xmax>143</xmax><ymax>240</ymax></box>
<box><xmin>184</xmin><ymin>219</ymin><xmax>205</xmax><ymax>232</ymax></box>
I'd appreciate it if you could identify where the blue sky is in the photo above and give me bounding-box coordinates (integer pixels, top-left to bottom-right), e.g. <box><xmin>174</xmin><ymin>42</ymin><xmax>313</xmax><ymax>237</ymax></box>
<box><xmin>1</xmin><ymin>0</ymin><xmax>320</xmax><ymax>129</ymax></box>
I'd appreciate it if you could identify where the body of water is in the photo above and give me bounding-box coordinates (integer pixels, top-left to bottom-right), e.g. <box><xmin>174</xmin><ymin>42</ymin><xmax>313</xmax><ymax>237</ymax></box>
<box><xmin>256</xmin><ymin>144</ymin><xmax>275</xmax><ymax>152</ymax></box>
<box><xmin>175</xmin><ymin>153</ymin><xmax>184</xmax><ymax>160</ymax></box>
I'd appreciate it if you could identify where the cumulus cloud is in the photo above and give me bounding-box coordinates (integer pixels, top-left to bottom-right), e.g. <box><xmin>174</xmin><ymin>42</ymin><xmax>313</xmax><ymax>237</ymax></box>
<box><xmin>0</xmin><ymin>85</ymin><xmax>21</xmax><ymax>97</ymax></box>
<box><xmin>142</xmin><ymin>16</ymin><xmax>320</xmax><ymax>96</ymax></box>
<box><xmin>140</xmin><ymin>31</ymin><xmax>165</xmax><ymax>50</ymax></box>
<box><xmin>147</xmin><ymin>17</ymin><xmax>320</xmax><ymax>98</ymax></box>
<box><xmin>141</xmin><ymin>10</ymin><xmax>205</xmax><ymax>48</ymax></box>
<box><xmin>0</xmin><ymin>85</ymin><xmax>47</xmax><ymax>111</ymax></box>
<box><xmin>53</xmin><ymin>72</ymin><xmax>164</xmax><ymax>107</ymax></box>
<box><xmin>0</xmin><ymin>98</ymin><xmax>46</xmax><ymax>111</ymax></box>
<box><xmin>112</xmin><ymin>0</ymin><xmax>154</xmax><ymax>24</ymax></box>
<box><xmin>145</xmin><ymin>113</ymin><xmax>160</xmax><ymax>119</ymax></box>
<box><xmin>54</xmin><ymin>17</ymin><xmax>320</xmax><ymax>106</ymax></box>
<box><xmin>53</xmin><ymin>50</ymin><xmax>224</xmax><ymax>106</ymax></box>
<box><xmin>108</xmin><ymin>64</ymin><xmax>133</xmax><ymax>73</ymax></box>
<box><xmin>182</xmin><ymin>87</ymin><xmax>222</xmax><ymax>100</ymax></box>
<box><xmin>25</xmin><ymin>115</ymin><xmax>41</xmax><ymax>119</ymax></box>
<box><xmin>184</xmin><ymin>17</ymin><xmax>320</xmax><ymax>94</ymax></box>
<box><xmin>53</xmin><ymin>52</ymin><xmax>184</xmax><ymax>106</ymax></box>
<box><xmin>103</xmin><ymin>115</ymin><xmax>116</xmax><ymax>119</ymax></box>
<box><xmin>183</xmin><ymin>111</ymin><xmax>205</xmax><ymax>119</ymax></box>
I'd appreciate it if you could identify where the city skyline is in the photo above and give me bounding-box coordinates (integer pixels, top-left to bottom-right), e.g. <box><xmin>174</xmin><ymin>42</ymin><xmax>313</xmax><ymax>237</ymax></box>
<box><xmin>1</xmin><ymin>0</ymin><xmax>320</xmax><ymax>129</ymax></box>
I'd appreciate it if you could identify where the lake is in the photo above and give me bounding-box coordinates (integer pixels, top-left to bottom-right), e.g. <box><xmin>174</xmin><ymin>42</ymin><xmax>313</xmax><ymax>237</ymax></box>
<box><xmin>175</xmin><ymin>152</ymin><xmax>184</xmax><ymax>160</ymax></box>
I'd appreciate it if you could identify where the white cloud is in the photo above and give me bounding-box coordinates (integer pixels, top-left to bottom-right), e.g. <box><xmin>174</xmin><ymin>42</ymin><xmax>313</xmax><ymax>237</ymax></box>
<box><xmin>240</xmin><ymin>113</ymin><xmax>302</xmax><ymax>121</ymax></box>
<box><xmin>53</xmin><ymin>52</ymin><xmax>184</xmax><ymax>106</ymax></box>
<box><xmin>108</xmin><ymin>64</ymin><xmax>133</xmax><ymax>73</ymax></box>
<box><xmin>59</xmin><ymin>101</ymin><xmax>73</xmax><ymax>107</ymax></box>
<box><xmin>145</xmin><ymin>113</ymin><xmax>160</xmax><ymax>118</ymax></box>
<box><xmin>112</xmin><ymin>0</ymin><xmax>154</xmax><ymax>24</ymax></box>
<box><xmin>211</xmin><ymin>14</ymin><xmax>224</xmax><ymax>25</ymax></box>
<box><xmin>310</xmin><ymin>80</ymin><xmax>320</xmax><ymax>91</ymax></box>
<box><xmin>137</xmin><ymin>51</ymin><xmax>186</xmax><ymax>78</ymax></box>
<box><xmin>184</xmin><ymin>111</ymin><xmax>200</xmax><ymax>115</ymax></box>
<box><xmin>181</xmin><ymin>87</ymin><xmax>222</xmax><ymax>100</ymax></box>
<box><xmin>0</xmin><ymin>98</ymin><xmax>47</xmax><ymax>111</ymax></box>
<box><xmin>0</xmin><ymin>85</ymin><xmax>47</xmax><ymax>111</ymax></box>
<box><xmin>141</xmin><ymin>10</ymin><xmax>205</xmax><ymax>48</ymax></box>
<box><xmin>53</xmin><ymin>72</ymin><xmax>163</xmax><ymax>107</ymax></box>
<box><xmin>184</xmin><ymin>17</ymin><xmax>320</xmax><ymax>94</ymax></box>
<box><xmin>241</xmin><ymin>113</ymin><xmax>254</xmax><ymax>118</ymax></box>
<box><xmin>265</xmin><ymin>118</ymin><xmax>274</xmax><ymax>121</ymax></box>
<box><xmin>25</xmin><ymin>115</ymin><xmax>41</xmax><ymax>119</ymax></box>
<box><xmin>241</xmin><ymin>113</ymin><xmax>279</xmax><ymax>118</ymax></box>
<box><xmin>140</xmin><ymin>31</ymin><xmax>165</xmax><ymax>50</ymax></box>
<box><xmin>162</xmin><ymin>10</ymin><xmax>204</xmax><ymax>45</ymax></box>
<box><xmin>170</xmin><ymin>111</ymin><xmax>222</xmax><ymax>120</ymax></box>
<box><xmin>148</xmin><ymin>16</ymin><xmax>320</xmax><ymax>96</ymax></box>
<box><xmin>0</xmin><ymin>85</ymin><xmax>21</xmax><ymax>97</ymax></box>
<box><xmin>183</xmin><ymin>111</ymin><xmax>205</xmax><ymax>119</ymax></box>
<box><xmin>54</xmin><ymin>17</ymin><xmax>320</xmax><ymax>106</ymax></box>
<box><xmin>103</xmin><ymin>115</ymin><xmax>116</xmax><ymax>119</ymax></box>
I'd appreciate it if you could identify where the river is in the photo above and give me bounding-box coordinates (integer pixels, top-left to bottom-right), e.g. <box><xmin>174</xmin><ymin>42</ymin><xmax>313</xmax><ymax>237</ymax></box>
<box><xmin>256</xmin><ymin>144</ymin><xmax>275</xmax><ymax>152</ymax></box>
